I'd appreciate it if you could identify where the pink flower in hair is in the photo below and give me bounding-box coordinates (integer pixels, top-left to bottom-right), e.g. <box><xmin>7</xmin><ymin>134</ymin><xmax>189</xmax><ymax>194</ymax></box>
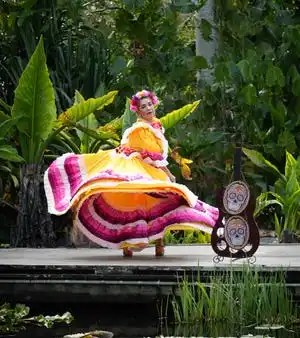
<box><xmin>130</xmin><ymin>89</ymin><xmax>159</xmax><ymax>112</ymax></box>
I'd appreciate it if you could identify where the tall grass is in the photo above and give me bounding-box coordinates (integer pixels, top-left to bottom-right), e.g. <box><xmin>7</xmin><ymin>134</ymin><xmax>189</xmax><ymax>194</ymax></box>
<box><xmin>171</xmin><ymin>266</ymin><xmax>298</xmax><ymax>326</ymax></box>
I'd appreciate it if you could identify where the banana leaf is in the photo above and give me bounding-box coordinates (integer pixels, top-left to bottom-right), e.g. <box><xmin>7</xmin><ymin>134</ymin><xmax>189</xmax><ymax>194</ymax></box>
<box><xmin>98</xmin><ymin>116</ymin><xmax>122</xmax><ymax>140</ymax></box>
<box><xmin>160</xmin><ymin>100</ymin><xmax>200</xmax><ymax>130</ymax></box>
<box><xmin>242</xmin><ymin>147</ymin><xmax>283</xmax><ymax>179</ymax></box>
<box><xmin>73</xmin><ymin>90</ymin><xmax>98</xmax><ymax>153</ymax></box>
<box><xmin>57</xmin><ymin>90</ymin><xmax>118</xmax><ymax>126</ymax></box>
<box><xmin>74</xmin><ymin>123</ymin><xmax>115</xmax><ymax>141</ymax></box>
<box><xmin>74</xmin><ymin>90</ymin><xmax>85</xmax><ymax>105</ymax></box>
<box><xmin>122</xmin><ymin>98</ymin><xmax>136</xmax><ymax>134</ymax></box>
<box><xmin>11</xmin><ymin>37</ymin><xmax>56</xmax><ymax>163</ymax></box>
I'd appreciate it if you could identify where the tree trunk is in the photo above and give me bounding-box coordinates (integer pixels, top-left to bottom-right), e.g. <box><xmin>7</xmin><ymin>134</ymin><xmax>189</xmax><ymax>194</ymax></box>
<box><xmin>11</xmin><ymin>164</ymin><xmax>56</xmax><ymax>247</ymax></box>
<box><xmin>195</xmin><ymin>0</ymin><xmax>218</xmax><ymax>84</ymax></box>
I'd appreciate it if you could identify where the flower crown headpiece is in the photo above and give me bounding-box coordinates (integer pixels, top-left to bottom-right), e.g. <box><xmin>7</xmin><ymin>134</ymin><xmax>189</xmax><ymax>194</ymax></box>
<box><xmin>130</xmin><ymin>89</ymin><xmax>159</xmax><ymax>112</ymax></box>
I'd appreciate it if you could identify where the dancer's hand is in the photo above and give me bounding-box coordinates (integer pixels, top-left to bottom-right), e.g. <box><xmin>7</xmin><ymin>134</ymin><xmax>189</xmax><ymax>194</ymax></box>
<box><xmin>169</xmin><ymin>174</ymin><xmax>176</xmax><ymax>183</ymax></box>
<box><xmin>160</xmin><ymin>166</ymin><xmax>176</xmax><ymax>182</ymax></box>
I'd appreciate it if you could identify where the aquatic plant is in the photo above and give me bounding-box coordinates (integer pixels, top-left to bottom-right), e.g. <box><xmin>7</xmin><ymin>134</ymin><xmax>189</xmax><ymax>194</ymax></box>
<box><xmin>0</xmin><ymin>302</ymin><xmax>73</xmax><ymax>333</ymax></box>
<box><xmin>171</xmin><ymin>265</ymin><xmax>298</xmax><ymax>327</ymax></box>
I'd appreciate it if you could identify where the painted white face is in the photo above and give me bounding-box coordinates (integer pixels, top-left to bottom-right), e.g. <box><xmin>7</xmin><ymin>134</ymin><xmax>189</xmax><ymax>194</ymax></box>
<box><xmin>223</xmin><ymin>181</ymin><xmax>250</xmax><ymax>214</ymax></box>
<box><xmin>225</xmin><ymin>216</ymin><xmax>249</xmax><ymax>249</ymax></box>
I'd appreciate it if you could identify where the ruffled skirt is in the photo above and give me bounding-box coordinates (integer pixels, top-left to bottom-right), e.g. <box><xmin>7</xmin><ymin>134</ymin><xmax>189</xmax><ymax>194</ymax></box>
<box><xmin>44</xmin><ymin>150</ymin><xmax>219</xmax><ymax>249</ymax></box>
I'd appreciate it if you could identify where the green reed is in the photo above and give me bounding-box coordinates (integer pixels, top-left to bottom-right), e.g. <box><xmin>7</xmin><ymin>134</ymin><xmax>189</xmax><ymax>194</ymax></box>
<box><xmin>171</xmin><ymin>265</ymin><xmax>298</xmax><ymax>326</ymax></box>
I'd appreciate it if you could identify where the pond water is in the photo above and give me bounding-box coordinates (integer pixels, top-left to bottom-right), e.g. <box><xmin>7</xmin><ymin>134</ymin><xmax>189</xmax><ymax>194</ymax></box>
<box><xmin>7</xmin><ymin>303</ymin><xmax>300</xmax><ymax>338</ymax></box>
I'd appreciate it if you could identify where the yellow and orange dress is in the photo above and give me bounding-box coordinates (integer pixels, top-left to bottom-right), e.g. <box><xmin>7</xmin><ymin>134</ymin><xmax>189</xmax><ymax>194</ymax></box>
<box><xmin>44</xmin><ymin>119</ymin><xmax>219</xmax><ymax>249</ymax></box>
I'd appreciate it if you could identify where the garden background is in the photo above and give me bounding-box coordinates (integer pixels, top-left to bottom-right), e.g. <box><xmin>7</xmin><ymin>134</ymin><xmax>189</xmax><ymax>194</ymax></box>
<box><xmin>1</xmin><ymin>0</ymin><xmax>300</xmax><ymax>247</ymax></box>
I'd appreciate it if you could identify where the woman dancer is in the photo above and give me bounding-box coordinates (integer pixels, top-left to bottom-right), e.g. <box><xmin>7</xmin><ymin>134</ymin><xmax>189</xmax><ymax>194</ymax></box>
<box><xmin>44</xmin><ymin>90</ymin><xmax>219</xmax><ymax>257</ymax></box>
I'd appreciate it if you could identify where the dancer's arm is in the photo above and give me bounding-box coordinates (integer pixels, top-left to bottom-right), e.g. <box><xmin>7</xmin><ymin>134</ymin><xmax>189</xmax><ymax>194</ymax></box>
<box><xmin>160</xmin><ymin>166</ymin><xmax>176</xmax><ymax>182</ymax></box>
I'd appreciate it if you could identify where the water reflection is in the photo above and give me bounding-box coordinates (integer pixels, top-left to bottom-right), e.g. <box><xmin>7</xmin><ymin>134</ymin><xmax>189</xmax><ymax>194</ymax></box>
<box><xmin>160</xmin><ymin>322</ymin><xmax>299</xmax><ymax>338</ymax></box>
<box><xmin>9</xmin><ymin>303</ymin><xmax>300</xmax><ymax>338</ymax></box>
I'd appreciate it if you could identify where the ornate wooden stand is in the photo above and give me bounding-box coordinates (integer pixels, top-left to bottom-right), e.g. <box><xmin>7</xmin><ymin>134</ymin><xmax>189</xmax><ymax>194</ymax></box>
<box><xmin>211</xmin><ymin>147</ymin><xmax>260</xmax><ymax>263</ymax></box>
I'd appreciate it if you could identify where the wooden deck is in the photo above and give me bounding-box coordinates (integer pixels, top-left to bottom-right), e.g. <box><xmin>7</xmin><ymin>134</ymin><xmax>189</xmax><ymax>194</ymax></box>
<box><xmin>0</xmin><ymin>244</ymin><xmax>299</xmax><ymax>303</ymax></box>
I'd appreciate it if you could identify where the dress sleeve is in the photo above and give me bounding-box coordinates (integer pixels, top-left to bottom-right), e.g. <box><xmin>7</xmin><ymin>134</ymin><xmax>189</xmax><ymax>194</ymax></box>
<box><xmin>119</xmin><ymin>122</ymin><xmax>168</xmax><ymax>167</ymax></box>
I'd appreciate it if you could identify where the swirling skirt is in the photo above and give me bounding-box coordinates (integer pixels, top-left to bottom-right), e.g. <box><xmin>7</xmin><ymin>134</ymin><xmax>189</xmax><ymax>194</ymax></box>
<box><xmin>44</xmin><ymin>150</ymin><xmax>219</xmax><ymax>249</ymax></box>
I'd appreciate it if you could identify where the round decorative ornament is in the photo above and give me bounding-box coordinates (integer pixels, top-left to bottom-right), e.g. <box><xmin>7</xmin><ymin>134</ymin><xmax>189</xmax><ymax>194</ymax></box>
<box><xmin>224</xmin><ymin>215</ymin><xmax>250</xmax><ymax>250</ymax></box>
<box><xmin>223</xmin><ymin>180</ymin><xmax>250</xmax><ymax>215</ymax></box>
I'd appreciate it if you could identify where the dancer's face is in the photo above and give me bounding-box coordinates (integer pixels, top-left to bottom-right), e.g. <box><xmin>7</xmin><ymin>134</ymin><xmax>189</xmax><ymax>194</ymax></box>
<box><xmin>137</xmin><ymin>97</ymin><xmax>155</xmax><ymax>122</ymax></box>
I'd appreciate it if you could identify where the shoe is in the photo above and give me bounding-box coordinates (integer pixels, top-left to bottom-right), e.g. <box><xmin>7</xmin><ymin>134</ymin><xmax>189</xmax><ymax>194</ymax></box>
<box><xmin>155</xmin><ymin>239</ymin><xmax>165</xmax><ymax>257</ymax></box>
<box><xmin>123</xmin><ymin>247</ymin><xmax>133</xmax><ymax>257</ymax></box>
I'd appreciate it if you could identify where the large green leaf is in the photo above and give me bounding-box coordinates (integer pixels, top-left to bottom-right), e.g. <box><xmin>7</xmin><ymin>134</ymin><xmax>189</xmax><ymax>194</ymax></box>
<box><xmin>160</xmin><ymin>101</ymin><xmax>200</xmax><ymax>130</ymax></box>
<box><xmin>99</xmin><ymin>116</ymin><xmax>122</xmax><ymax>134</ymax></box>
<box><xmin>74</xmin><ymin>123</ymin><xmax>116</xmax><ymax>142</ymax></box>
<box><xmin>57</xmin><ymin>91</ymin><xmax>118</xmax><ymax>126</ymax></box>
<box><xmin>80</xmin><ymin>114</ymin><xmax>98</xmax><ymax>153</ymax></box>
<box><xmin>292</xmin><ymin>75</ymin><xmax>300</xmax><ymax>96</ymax></box>
<box><xmin>215</xmin><ymin>62</ymin><xmax>230</xmax><ymax>82</ymax></box>
<box><xmin>11</xmin><ymin>37</ymin><xmax>56</xmax><ymax>163</ymax></box>
<box><xmin>192</xmin><ymin>56</ymin><xmax>209</xmax><ymax>70</ymax></box>
<box><xmin>278</xmin><ymin>130</ymin><xmax>297</xmax><ymax>153</ymax></box>
<box><xmin>241</xmin><ymin>84</ymin><xmax>257</xmax><ymax>105</ymax></box>
<box><xmin>287</xmin><ymin>189</ymin><xmax>300</xmax><ymax>210</ymax></box>
<box><xmin>97</xmin><ymin>117</ymin><xmax>122</xmax><ymax>142</ymax></box>
<box><xmin>242</xmin><ymin>147</ymin><xmax>283</xmax><ymax>178</ymax></box>
<box><xmin>284</xmin><ymin>203</ymin><xmax>300</xmax><ymax>231</ymax></box>
<box><xmin>254</xmin><ymin>197</ymin><xmax>283</xmax><ymax>217</ymax></box>
<box><xmin>73</xmin><ymin>90</ymin><xmax>99</xmax><ymax>153</ymax></box>
<box><xmin>200</xmin><ymin>18</ymin><xmax>212</xmax><ymax>41</ymax></box>
<box><xmin>122</xmin><ymin>98</ymin><xmax>136</xmax><ymax>134</ymax></box>
<box><xmin>270</xmin><ymin>101</ymin><xmax>286</xmax><ymax>130</ymax></box>
<box><xmin>285</xmin><ymin>151</ymin><xmax>299</xmax><ymax>179</ymax></box>
<box><xmin>0</xmin><ymin>145</ymin><xmax>24</xmax><ymax>163</ymax></box>
<box><xmin>266</xmin><ymin>65</ymin><xmax>285</xmax><ymax>87</ymax></box>
<box><xmin>286</xmin><ymin>167</ymin><xmax>299</xmax><ymax>197</ymax></box>
<box><xmin>74</xmin><ymin>90</ymin><xmax>85</xmax><ymax>105</ymax></box>
<box><xmin>62</xmin><ymin>91</ymin><xmax>120</xmax><ymax>151</ymax></box>
<box><xmin>274</xmin><ymin>177</ymin><xmax>286</xmax><ymax>197</ymax></box>
<box><xmin>237</xmin><ymin>60</ymin><xmax>253</xmax><ymax>82</ymax></box>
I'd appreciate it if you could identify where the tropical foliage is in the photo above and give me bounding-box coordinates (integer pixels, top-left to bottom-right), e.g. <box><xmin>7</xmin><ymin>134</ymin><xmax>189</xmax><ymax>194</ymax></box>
<box><xmin>5</xmin><ymin>35</ymin><xmax>120</xmax><ymax>247</ymax></box>
<box><xmin>0</xmin><ymin>22</ymin><xmax>201</xmax><ymax>246</ymax></box>
<box><xmin>1</xmin><ymin>0</ymin><xmax>300</xmax><ymax>244</ymax></box>
<box><xmin>243</xmin><ymin>148</ymin><xmax>300</xmax><ymax>239</ymax></box>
